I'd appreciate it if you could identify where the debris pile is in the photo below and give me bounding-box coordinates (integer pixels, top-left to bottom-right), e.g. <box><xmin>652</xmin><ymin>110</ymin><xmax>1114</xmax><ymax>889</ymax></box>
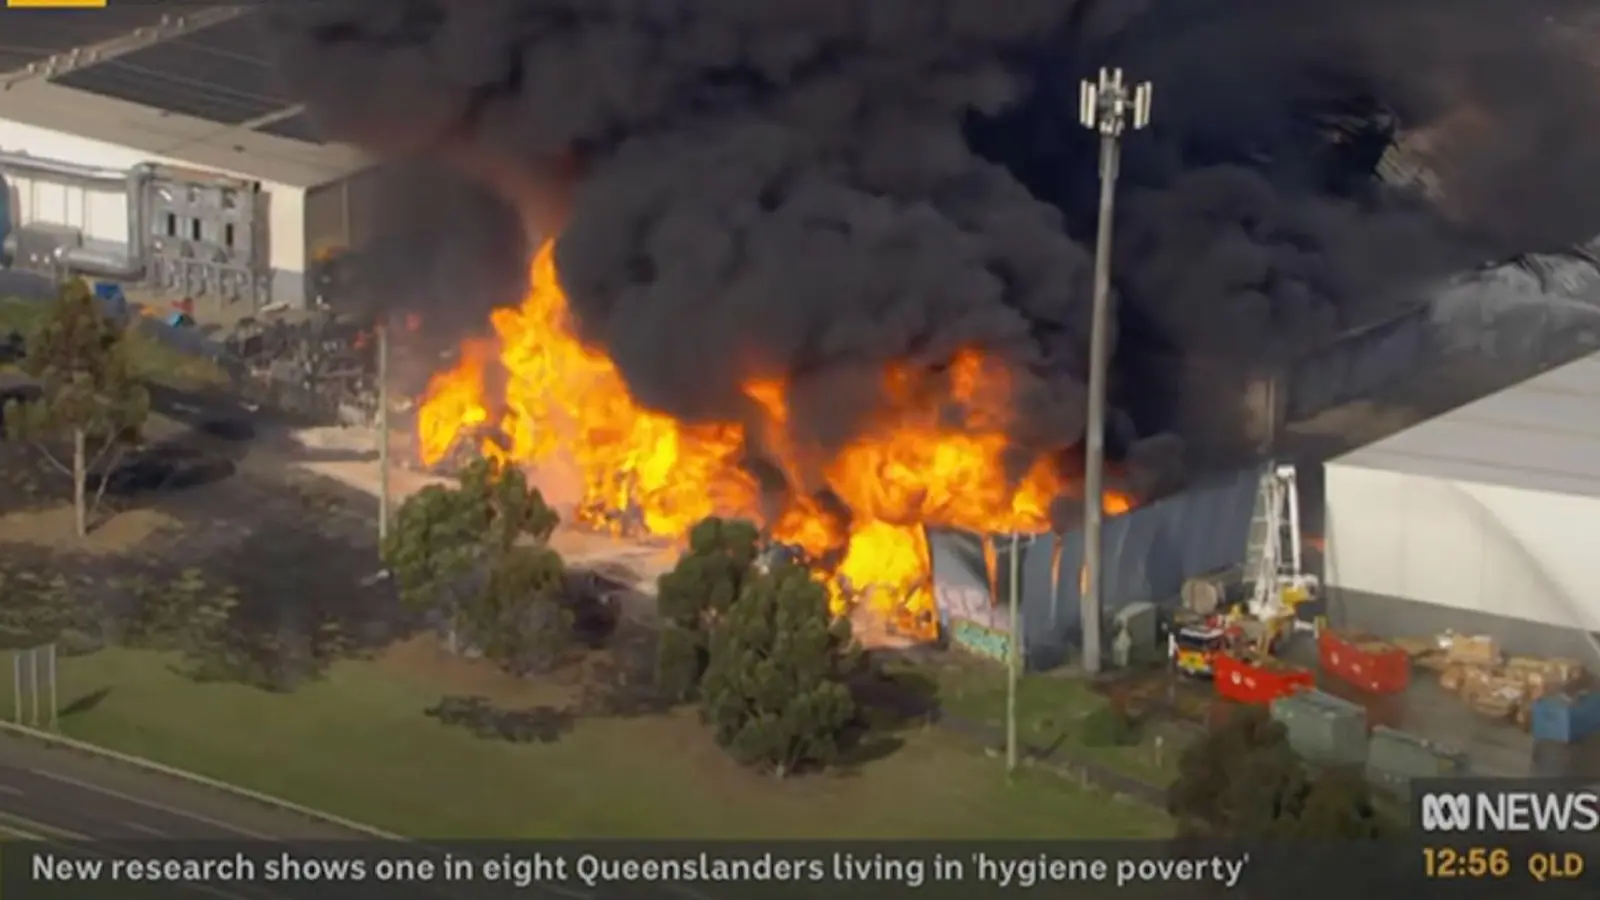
<box><xmin>224</xmin><ymin>311</ymin><xmax>379</xmax><ymax>424</ymax></box>
<box><xmin>1403</xmin><ymin>632</ymin><xmax>1584</xmax><ymax>727</ymax></box>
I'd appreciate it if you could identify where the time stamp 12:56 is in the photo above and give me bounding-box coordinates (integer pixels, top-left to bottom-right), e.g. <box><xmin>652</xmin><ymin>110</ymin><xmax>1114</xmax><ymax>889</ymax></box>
<box><xmin>1421</xmin><ymin>846</ymin><xmax>1587</xmax><ymax>883</ymax></box>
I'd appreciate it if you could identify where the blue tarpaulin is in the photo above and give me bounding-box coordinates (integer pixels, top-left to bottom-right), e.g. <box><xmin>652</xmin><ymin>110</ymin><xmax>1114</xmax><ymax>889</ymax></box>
<box><xmin>91</xmin><ymin>282</ymin><xmax>129</xmax><ymax>324</ymax></box>
<box><xmin>928</xmin><ymin>464</ymin><xmax>1265</xmax><ymax>669</ymax></box>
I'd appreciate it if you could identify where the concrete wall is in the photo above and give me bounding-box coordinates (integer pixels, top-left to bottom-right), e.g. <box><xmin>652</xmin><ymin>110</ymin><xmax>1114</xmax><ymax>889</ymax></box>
<box><xmin>929</xmin><ymin>464</ymin><xmax>1265</xmax><ymax>669</ymax></box>
<box><xmin>0</xmin><ymin>118</ymin><xmax>307</xmax><ymax>305</ymax></box>
<box><xmin>1325</xmin><ymin>463</ymin><xmax>1600</xmax><ymax>634</ymax></box>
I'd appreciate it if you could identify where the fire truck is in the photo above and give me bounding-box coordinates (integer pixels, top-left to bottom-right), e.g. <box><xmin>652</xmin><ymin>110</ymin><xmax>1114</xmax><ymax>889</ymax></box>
<box><xmin>1167</xmin><ymin>464</ymin><xmax>1321</xmax><ymax>703</ymax></box>
<box><xmin>1170</xmin><ymin>624</ymin><xmax>1228</xmax><ymax>677</ymax></box>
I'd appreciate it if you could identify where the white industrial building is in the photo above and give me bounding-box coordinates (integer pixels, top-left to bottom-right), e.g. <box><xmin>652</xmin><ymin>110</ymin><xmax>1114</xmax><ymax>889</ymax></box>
<box><xmin>1323</xmin><ymin>349</ymin><xmax>1600</xmax><ymax>661</ymax></box>
<box><xmin>0</xmin><ymin>7</ymin><xmax>380</xmax><ymax>311</ymax></box>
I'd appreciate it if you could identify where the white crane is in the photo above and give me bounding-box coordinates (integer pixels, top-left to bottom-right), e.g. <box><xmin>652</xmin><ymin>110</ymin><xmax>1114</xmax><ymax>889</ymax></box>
<box><xmin>1235</xmin><ymin>464</ymin><xmax>1319</xmax><ymax>653</ymax></box>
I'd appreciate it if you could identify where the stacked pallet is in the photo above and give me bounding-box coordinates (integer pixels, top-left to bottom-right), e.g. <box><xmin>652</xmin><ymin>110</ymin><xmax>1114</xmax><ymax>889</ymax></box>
<box><xmin>1425</xmin><ymin>633</ymin><xmax>1584</xmax><ymax>726</ymax></box>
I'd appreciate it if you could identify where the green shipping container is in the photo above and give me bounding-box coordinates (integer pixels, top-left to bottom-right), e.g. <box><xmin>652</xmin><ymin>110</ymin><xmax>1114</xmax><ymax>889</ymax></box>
<box><xmin>1270</xmin><ymin>689</ymin><xmax>1368</xmax><ymax>766</ymax></box>
<box><xmin>1365</xmin><ymin>726</ymin><xmax>1468</xmax><ymax>799</ymax></box>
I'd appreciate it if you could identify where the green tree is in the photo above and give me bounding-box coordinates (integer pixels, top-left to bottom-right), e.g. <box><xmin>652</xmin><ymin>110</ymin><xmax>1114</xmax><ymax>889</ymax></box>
<box><xmin>1168</xmin><ymin>705</ymin><xmax>1303</xmax><ymax>836</ymax></box>
<box><xmin>1170</xmin><ymin>705</ymin><xmax>1388</xmax><ymax>838</ymax></box>
<box><xmin>699</xmin><ymin>562</ymin><xmax>857</xmax><ymax>777</ymax></box>
<box><xmin>381</xmin><ymin>457</ymin><xmax>561</xmax><ymax>655</ymax></box>
<box><xmin>655</xmin><ymin>517</ymin><xmax>761</xmax><ymax>700</ymax></box>
<box><xmin>2</xmin><ymin>279</ymin><xmax>149</xmax><ymax>536</ymax></box>
<box><xmin>470</xmin><ymin>545</ymin><xmax>572</xmax><ymax>674</ymax></box>
<box><xmin>1286</xmin><ymin>766</ymin><xmax>1389</xmax><ymax>838</ymax></box>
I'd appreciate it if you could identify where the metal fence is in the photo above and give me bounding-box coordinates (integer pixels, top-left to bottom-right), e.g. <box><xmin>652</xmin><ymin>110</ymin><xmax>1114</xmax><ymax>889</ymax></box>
<box><xmin>7</xmin><ymin>644</ymin><xmax>58</xmax><ymax>730</ymax></box>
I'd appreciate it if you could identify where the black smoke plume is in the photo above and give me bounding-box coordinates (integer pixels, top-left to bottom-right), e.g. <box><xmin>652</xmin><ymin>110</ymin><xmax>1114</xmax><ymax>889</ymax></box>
<box><xmin>263</xmin><ymin>0</ymin><xmax>1600</xmax><ymax>491</ymax></box>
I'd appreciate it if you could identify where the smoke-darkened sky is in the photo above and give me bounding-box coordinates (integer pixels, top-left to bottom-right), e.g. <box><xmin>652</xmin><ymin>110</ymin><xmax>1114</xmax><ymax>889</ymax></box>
<box><xmin>263</xmin><ymin>0</ymin><xmax>1600</xmax><ymax>470</ymax></box>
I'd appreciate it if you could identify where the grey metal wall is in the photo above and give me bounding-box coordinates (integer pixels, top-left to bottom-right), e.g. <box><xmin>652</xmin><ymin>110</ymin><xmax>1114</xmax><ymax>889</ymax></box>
<box><xmin>1280</xmin><ymin>303</ymin><xmax>1432</xmax><ymax>422</ymax></box>
<box><xmin>928</xmin><ymin>463</ymin><xmax>1265</xmax><ymax>669</ymax></box>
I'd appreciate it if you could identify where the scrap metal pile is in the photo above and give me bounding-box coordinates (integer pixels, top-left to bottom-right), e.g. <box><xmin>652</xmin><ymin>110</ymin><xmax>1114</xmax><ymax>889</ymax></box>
<box><xmin>223</xmin><ymin>310</ymin><xmax>381</xmax><ymax>425</ymax></box>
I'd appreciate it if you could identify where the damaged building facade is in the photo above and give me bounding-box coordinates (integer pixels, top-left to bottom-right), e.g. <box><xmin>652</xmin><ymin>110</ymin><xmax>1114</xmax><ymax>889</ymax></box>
<box><xmin>927</xmin><ymin>466</ymin><xmax>1264</xmax><ymax>669</ymax></box>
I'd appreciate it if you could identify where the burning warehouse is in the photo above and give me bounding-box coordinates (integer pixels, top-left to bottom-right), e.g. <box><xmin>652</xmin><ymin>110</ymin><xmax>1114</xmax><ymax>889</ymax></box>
<box><xmin>259</xmin><ymin>1</ymin><xmax>1600</xmax><ymax>652</ymax></box>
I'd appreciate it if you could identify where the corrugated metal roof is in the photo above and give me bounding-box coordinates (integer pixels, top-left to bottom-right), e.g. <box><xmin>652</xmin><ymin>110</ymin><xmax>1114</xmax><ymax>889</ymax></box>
<box><xmin>0</xmin><ymin>78</ymin><xmax>367</xmax><ymax>188</ymax></box>
<box><xmin>0</xmin><ymin>7</ymin><xmax>362</xmax><ymax>186</ymax></box>
<box><xmin>1330</xmin><ymin>350</ymin><xmax>1600</xmax><ymax>498</ymax></box>
<box><xmin>0</xmin><ymin>8</ymin><xmax>173</xmax><ymax>71</ymax></box>
<box><xmin>49</xmin><ymin>15</ymin><xmax>289</xmax><ymax>126</ymax></box>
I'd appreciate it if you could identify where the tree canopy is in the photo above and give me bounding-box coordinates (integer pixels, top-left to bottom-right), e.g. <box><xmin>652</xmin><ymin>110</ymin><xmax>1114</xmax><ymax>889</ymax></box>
<box><xmin>382</xmin><ymin>457</ymin><xmax>568</xmax><ymax>669</ymax></box>
<box><xmin>699</xmin><ymin>559</ymin><xmax>858</xmax><ymax>777</ymax></box>
<box><xmin>2</xmin><ymin>279</ymin><xmax>149</xmax><ymax>535</ymax></box>
<box><xmin>1168</xmin><ymin>705</ymin><xmax>1389</xmax><ymax>839</ymax></box>
<box><xmin>654</xmin><ymin>516</ymin><xmax>762</xmax><ymax>700</ymax></box>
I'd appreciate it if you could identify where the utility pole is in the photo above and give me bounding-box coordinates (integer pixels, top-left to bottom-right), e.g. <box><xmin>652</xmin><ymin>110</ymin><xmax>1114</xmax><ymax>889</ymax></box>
<box><xmin>1077</xmin><ymin>68</ymin><xmax>1152</xmax><ymax>675</ymax></box>
<box><xmin>377</xmin><ymin>319</ymin><xmax>391</xmax><ymax>545</ymax></box>
<box><xmin>1005</xmin><ymin>531</ymin><xmax>1022</xmax><ymax>775</ymax></box>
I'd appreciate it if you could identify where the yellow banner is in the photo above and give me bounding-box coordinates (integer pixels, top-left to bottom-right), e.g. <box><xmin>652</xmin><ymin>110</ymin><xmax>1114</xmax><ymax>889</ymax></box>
<box><xmin>6</xmin><ymin>0</ymin><xmax>109</xmax><ymax>7</ymax></box>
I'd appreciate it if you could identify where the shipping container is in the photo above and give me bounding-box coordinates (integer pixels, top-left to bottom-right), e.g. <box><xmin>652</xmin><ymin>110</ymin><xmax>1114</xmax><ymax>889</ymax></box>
<box><xmin>1530</xmin><ymin>692</ymin><xmax>1600</xmax><ymax>744</ymax></box>
<box><xmin>1319</xmin><ymin>629</ymin><xmax>1410</xmax><ymax>694</ymax></box>
<box><xmin>1214</xmin><ymin>654</ymin><xmax>1314</xmax><ymax>705</ymax></box>
<box><xmin>1365</xmin><ymin>726</ymin><xmax>1468</xmax><ymax>799</ymax></box>
<box><xmin>1271</xmin><ymin>689</ymin><xmax>1369</xmax><ymax>766</ymax></box>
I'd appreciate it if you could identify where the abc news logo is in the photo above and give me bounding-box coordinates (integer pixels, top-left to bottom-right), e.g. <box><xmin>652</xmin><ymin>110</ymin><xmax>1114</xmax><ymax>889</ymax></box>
<box><xmin>1419</xmin><ymin>784</ymin><xmax>1600</xmax><ymax>833</ymax></box>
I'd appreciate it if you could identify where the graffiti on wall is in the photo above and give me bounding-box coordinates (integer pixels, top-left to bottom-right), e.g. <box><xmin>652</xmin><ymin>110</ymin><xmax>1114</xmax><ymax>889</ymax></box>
<box><xmin>937</xmin><ymin>582</ymin><xmax>1012</xmax><ymax>662</ymax></box>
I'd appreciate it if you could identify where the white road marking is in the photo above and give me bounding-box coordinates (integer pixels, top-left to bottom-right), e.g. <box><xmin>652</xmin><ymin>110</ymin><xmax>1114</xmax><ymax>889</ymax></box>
<box><xmin>25</xmin><ymin>767</ymin><xmax>271</xmax><ymax>839</ymax></box>
<box><xmin>124</xmin><ymin>820</ymin><xmax>166</xmax><ymax>836</ymax></box>
<box><xmin>0</xmin><ymin>783</ymin><xmax>24</xmax><ymax>795</ymax></box>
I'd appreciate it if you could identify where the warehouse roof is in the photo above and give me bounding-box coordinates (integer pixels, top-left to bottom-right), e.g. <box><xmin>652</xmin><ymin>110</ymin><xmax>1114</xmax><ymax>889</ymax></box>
<box><xmin>0</xmin><ymin>7</ymin><xmax>368</xmax><ymax>188</ymax></box>
<box><xmin>0</xmin><ymin>78</ymin><xmax>366</xmax><ymax>188</ymax></box>
<box><xmin>1330</xmin><ymin>349</ymin><xmax>1600</xmax><ymax>498</ymax></box>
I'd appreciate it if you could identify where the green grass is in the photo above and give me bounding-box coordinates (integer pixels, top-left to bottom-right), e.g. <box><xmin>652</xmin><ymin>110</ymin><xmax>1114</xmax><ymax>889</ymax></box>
<box><xmin>896</xmin><ymin>655</ymin><xmax>1184</xmax><ymax>786</ymax></box>
<box><xmin>0</xmin><ymin>297</ymin><xmax>228</xmax><ymax>389</ymax></box>
<box><xmin>0</xmin><ymin>297</ymin><xmax>47</xmax><ymax>333</ymax></box>
<box><xmin>3</xmin><ymin>646</ymin><xmax>1172</xmax><ymax>839</ymax></box>
<box><xmin>122</xmin><ymin>328</ymin><xmax>232</xmax><ymax>389</ymax></box>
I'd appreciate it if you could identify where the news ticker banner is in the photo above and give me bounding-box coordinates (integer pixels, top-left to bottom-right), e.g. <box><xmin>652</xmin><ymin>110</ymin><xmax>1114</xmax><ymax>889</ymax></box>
<box><xmin>0</xmin><ymin>838</ymin><xmax>1595</xmax><ymax>900</ymax></box>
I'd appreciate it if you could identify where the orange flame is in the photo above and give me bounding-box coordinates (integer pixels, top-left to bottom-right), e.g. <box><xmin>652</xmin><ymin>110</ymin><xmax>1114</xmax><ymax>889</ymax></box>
<box><xmin>417</xmin><ymin>241</ymin><xmax>1132</xmax><ymax>635</ymax></box>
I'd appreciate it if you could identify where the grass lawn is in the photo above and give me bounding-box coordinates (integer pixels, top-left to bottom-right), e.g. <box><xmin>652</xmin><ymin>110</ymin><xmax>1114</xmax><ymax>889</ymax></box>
<box><xmin>898</xmin><ymin>655</ymin><xmax>1185</xmax><ymax>786</ymax></box>
<box><xmin>1</xmin><ymin>644</ymin><xmax>1172</xmax><ymax>840</ymax></box>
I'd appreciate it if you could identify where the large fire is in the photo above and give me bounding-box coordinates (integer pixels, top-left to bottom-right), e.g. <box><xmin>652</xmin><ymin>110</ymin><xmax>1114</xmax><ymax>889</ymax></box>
<box><xmin>416</xmin><ymin>241</ymin><xmax>1131</xmax><ymax>637</ymax></box>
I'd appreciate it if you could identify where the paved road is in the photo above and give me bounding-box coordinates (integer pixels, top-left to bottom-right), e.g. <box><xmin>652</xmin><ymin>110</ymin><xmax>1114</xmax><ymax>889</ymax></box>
<box><xmin>0</xmin><ymin>733</ymin><xmax>608</xmax><ymax>900</ymax></box>
<box><xmin>0</xmin><ymin>731</ymin><xmax>359</xmax><ymax>842</ymax></box>
<box><xmin>0</xmin><ymin>732</ymin><xmax>379</xmax><ymax>900</ymax></box>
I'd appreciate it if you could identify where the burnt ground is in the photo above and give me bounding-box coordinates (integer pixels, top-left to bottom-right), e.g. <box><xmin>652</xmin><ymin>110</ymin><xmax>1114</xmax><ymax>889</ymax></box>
<box><xmin>0</xmin><ymin>383</ymin><xmax>409</xmax><ymax>675</ymax></box>
<box><xmin>0</xmin><ymin>385</ymin><xmax>758</xmax><ymax>733</ymax></box>
<box><xmin>0</xmin><ymin>388</ymin><xmax>955</xmax><ymax>780</ymax></box>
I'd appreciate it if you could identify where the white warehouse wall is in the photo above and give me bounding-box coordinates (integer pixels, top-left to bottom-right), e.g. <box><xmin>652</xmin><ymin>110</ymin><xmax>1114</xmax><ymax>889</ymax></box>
<box><xmin>0</xmin><ymin>118</ymin><xmax>307</xmax><ymax>277</ymax></box>
<box><xmin>8</xmin><ymin>169</ymin><xmax>128</xmax><ymax>250</ymax></box>
<box><xmin>1324</xmin><ymin>464</ymin><xmax>1600</xmax><ymax>633</ymax></box>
